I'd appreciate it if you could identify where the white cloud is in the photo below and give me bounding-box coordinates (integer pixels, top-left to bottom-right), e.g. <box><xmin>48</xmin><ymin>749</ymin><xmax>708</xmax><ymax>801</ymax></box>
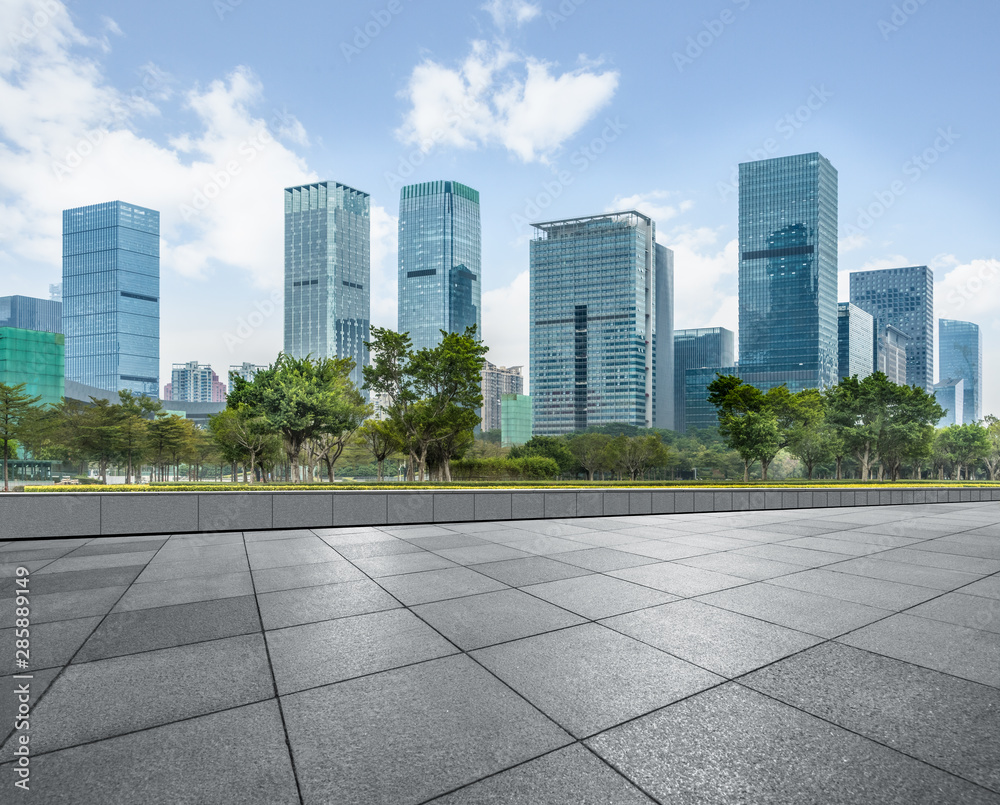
<box><xmin>397</xmin><ymin>41</ymin><xmax>619</xmax><ymax>163</ymax></box>
<box><xmin>607</xmin><ymin>190</ymin><xmax>694</xmax><ymax>231</ymax></box>
<box><xmin>662</xmin><ymin>226</ymin><xmax>740</xmax><ymax>335</ymax></box>
<box><xmin>482</xmin><ymin>0</ymin><xmax>541</xmax><ymax>30</ymax></box>
<box><xmin>370</xmin><ymin>204</ymin><xmax>398</xmax><ymax>328</ymax></box>
<box><xmin>482</xmin><ymin>270</ymin><xmax>530</xmax><ymax>389</ymax></box>
<box><xmin>838</xmin><ymin>232</ymin><xmax>868</xmax><ymax>253</ymax></box>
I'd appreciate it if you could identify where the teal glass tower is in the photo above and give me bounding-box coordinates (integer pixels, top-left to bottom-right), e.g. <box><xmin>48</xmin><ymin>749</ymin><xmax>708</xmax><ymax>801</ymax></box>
<box><xmin>939</xmin><ymin>319</ymin><xmax>982</xmax><ymax>423</ymax></box>
<box><xmin>529</xmin><ymin>211</ymin><xmax>673</xmax><ymax>435</ymax></box>
<box><xmin>837</xmin><ymin>302</ymin><xmax>874</xmax><ymax>381</ymax></box>
<box><xmin>398</xmin><ymin>180</ymin><xmax>481</xmax><ymax>351</ymax></box>
<box><xmin>63</xmin><ymin>201</ymin><xmax>159</xmax><ymax>396</ymax></box>
<box><xmin>739</xmin><ymin>152</ymin><xmax>839</xmax><ymax>391</ymax></box>
<box><xmin>284</xmin><ymin>182</ymin><xmax>370</xmax><ymax>390</ymax></box>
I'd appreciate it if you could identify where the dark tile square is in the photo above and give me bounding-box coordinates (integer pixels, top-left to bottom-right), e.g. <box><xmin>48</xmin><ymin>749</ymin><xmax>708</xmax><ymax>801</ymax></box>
<box><xmin>0</xmin><ymin>617</ymin><xmax>101</xmax><ymax>674</ymax></box>
<box><xmin>471</xmin><ymin>556</ymin><xmax>592</xmax><ymax>587</ymax></box>
<box><xmin>113</xmin><ymin>571</ymin><xmax>254</xmax><ymax>611</ymax></box>
<box><xmin>375</xmin><ymin>566</ymin><xmax>506</xmax><ymax>606</ymax></box>
<box><xmin>258</xmin><ymin>579</ymin><xmax>400</xmax><ymax>629</ymax></box>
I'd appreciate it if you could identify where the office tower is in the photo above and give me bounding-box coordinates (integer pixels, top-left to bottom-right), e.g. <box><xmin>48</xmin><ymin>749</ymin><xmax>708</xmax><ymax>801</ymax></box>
<box><xmin>284</xmin><ymin>181</ymin><xmax>370</xmax><ymax>391</ymax></box>
<box><xmin>501</xmin><ymin>393</ymin><xmax>533</xmax><ymax>447</ymax></box>
<box><xmin>481</xmin><ymin>361</ymin><xmax>523</xmax><ymax>433</ymax></box>
<box><xmin>674</xmin><ymin>327</ymin><xmax>735</xmax><ymax>434</ymax></box>
<box><xmin>0</xmin><ymin>328</ymin><xmax>64</xmax><ymax>406</ymax></box>
<box><xmin>63</xmin><ymin>201</ymin><xmax>159</xmax><ymax>395</ymax></box>
<box><xmin>529</xmin><ymin>211</ymin><xmax>672</xmax><ymax>435</ymax></box>
<box><xmin>49</xmin><ymin>283</ymin><xmax>62</xmax><ymax>302</ymax></box>
<box><xmin>654</xmin><ymin>243</ymin><xmax>675</xmax><ymax>430</ymax></box>
<box><xmin>837</xmin><ymin>303</ymin><xmax>874</xmax><ymax>382</ymax></box>
<box><xmin>398</xmin><ymin>180</ymin><xmax>481</xmax><ymax>352</ymax></box>
<box><xmin>933</xmin><ymin>378</ymin><xmax>964</xmax><ymax>428</ymax></box>
<box><xmin>228</xmin><ymin>362</ymin><xmax>268</xmax><ymax>394</ymax></box>
<box><xmin>849</xmin><ymin>265</ymin><xmax>934</xmax><ymax>390</ymax></box>
<box><xmin>0</xmin><ymin>295</ymin><xmax>62</xmax><ymax>334</ymax></box>
<box><xmin>878</xmin><ymin>325</ymin><xmax>908</xmax><ymax>385</ymax></box>
<box><xmin>738</xmin><ymin>153</ymin><xmax>839</xmax><ymax>391</ymax></box>
<box><xmin>165</xmin><ymin>362</ymin><xmax>227</xmax><ymax>403</ymax></box>
<box><xmin>939</xmin><ymin>319</ymin><xmax>982</xmax><ymax>423</ymax></box>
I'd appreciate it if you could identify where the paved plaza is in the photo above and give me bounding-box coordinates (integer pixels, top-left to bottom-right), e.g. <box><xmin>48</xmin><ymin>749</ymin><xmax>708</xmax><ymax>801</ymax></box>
<box><xmin>2</xmin><ymin>500</ymin><xmax>999</xmax><ymax>803</ymax></box>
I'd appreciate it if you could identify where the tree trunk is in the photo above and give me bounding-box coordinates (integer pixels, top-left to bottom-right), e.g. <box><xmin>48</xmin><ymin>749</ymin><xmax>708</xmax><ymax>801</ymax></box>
<box><xmin>376</xmin><ymin>458</ymin><xmax>384</xmax><ymax>483</ymax></box>
<box><xmin>587</xmin><ymin>468</ymin><xmax>595</xmax><ymax>481</ymax></box>
<box><xmin>443</xmin><ymin>457</ymin><xmax>452</xmax><ymax>483</ymax></box>
<box><xmin>743</xmin><ymin>460</ymin><xmax>750</xmax><ymax>483</ymax></box>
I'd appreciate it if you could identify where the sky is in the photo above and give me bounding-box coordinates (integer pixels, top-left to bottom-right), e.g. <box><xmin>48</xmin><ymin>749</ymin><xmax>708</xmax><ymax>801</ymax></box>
<box><xmin>1</xmin><ymin>0</ymin><xmax>997</xmax><ymax>414</ymax></box>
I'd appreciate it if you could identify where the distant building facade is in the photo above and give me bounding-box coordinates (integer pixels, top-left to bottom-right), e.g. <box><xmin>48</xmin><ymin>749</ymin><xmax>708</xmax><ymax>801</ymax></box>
<box><xmin>738</xmin><ymin>153</ymin><xmax>839</xmax><ymax>392</ymax></box>
<box><xmin>0</xmin><ymin>296</ymin><xmax>62</xmax><ymax>334</ymax></box>
<box><xmin>398</xmin><ymin>180</ymin><xmax>481</xmax><ymax>352</ymax></box>
<box><xmin>529</xmin><ymin>211</ymin><xmax>672</xmax><ymax>435</ymax></box>
<box><xmin>837</xmin><ymin>302</ymin><xmax>874</xmax><ymax>381</ymax></box>
<box><xmin>481</xmin><ymin>361</ymin><xmax>523</xmax><ymax>433</ymax></box>
<box><xmin>674</xmin><ymin>327</ymin><xmax>735</xmax><ymax>434</ymax></box>
<box><xmin>849</xmin><ymin>266</ymin><xmax>934</xmax><ymax>390</ymax></box>
<box><xmin>284</xmin><ymin>181</ymin><xmax>370</xmax><ymax>391</ymax></box>
<box><xmin>165</xmin><ymin>362</ymin><xmax>227</xmax><ymax>403</ymax></box>
<box><xmin>0</xmin><ymin>328</ymin><xmax>64</xmax><ymax>406</ymax></box>
<box><xmin>501</xmin><ymin>393</ymin><xmax>533</xmax><ymax>447</ymax></box>
<box><xmin>63</xmin><ymin>201</ymin><xmax>159</xmax><ymax>396</ymax></box>
<box><xmin>878</xmin><ymin>325</ymin><xmax>909</xmax><ymax>385</ymax></box>
<box><xmin>228</xmin><ymin>362</ymin><xmax>268</xmax><ymax>394</ymax></box>
<box><xmin>933</xmin><ymin>378</ymin><xmax>964</xmax><ymax>428</ymax></box>
<box><xmin>939</xmin><ymin>319</ymin><xmax>982</xmax><ymax>423</ymax></box>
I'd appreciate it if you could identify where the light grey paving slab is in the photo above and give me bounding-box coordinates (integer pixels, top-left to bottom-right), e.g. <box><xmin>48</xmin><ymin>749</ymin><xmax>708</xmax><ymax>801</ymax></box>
<box><xmin>266</xmin><ymin>608</ymin><xmax>456</xmax><ymax>695</ymax></box>
<box><xmin>413</xmin><ymin>588</ymin><xmax>586</xmax><ymax>650</ymax></box>
<box><xmin>698</xmin><ymin>582</ymin><xmax>893</xmax><ymax>638</ymax></box>
<box><xmin>470</xmin><ymin>556</ymin><xmax>593</xmax><ymax>587</ymax></box>
<box><xmin>1</xmin><ymin>634</ymin><xmax>273</xmax><ymax>758</ymax></box>
<box><xmin>500</xmin><ymin>534</ymin><xmax>595</xmax><ymax>555</ymax></box>
<box><xmin>243</xmin><ymin>528</ymin><xmax>318</xmax><ymax>543</ymax></box>
<box><xmin>915</xmin><ymin>536</ymin><xmax>1000</xmax><ymax>561</ymax></box>
<box><xmin>523</xmin><ymin>574</ymin><xmax>676</xmax><ymax>620</ymax></box>
<box><xmin>335</xmin><ymin>540</ymin><xmax>422</xmax><ymax>560</ymax></box>
<box><xmin>66</xmin><ymin>538</ymin><xmax>167</xmax><ymax>557</ymax></box>
<box><xmin>432</xmin><ymin>543</ymin><xmax>533</xmax><ymax>565</ymax></box>
<box><xmin>777</xmin><ymin>535</ymin><xmax>889</xmax><ymax>556</ymax></box>
<box><xmin>0</xmin><ymin>700</ymin><xmax>300</xmax><ymax>804</ymax></box>
<box><xmin>166</xmin><ymin>531</ymin><xmax>244</xmax><ymax>546</ymax></box>
<box><xmin>281</xmin><ymin>654</ymin><xmax>572</xmax><ymax>805</ymax></box>
<box><xmin>375</xmin><ymin>566</ymin><xmax>506</xmax><ymax>606</ymax></box>
<box><xmin>148</xmin><ymin>543</ymin><xmax>247</xmax><ymax>565</ymax></box>
<box><xmin>258</xmin><ymin>579</ymin><xmax>401</xmax><ymax>630</ymax></box>
<box><xmin>902</xmin><ymin>591</ymin><xmax>1000</xmax><ymax>634</ymax></box>
<box><xmin>767</xmin><ymin>568</ymin><xmax>942</xmax><ymax>610</ymax></box>
<box><xmin>610</xmin><ymin>539</ymin><xmax>712</xmax><ymax>561</ymax></box>
<box><xmin>0</xmin><ymin>617</ymin><xmax>101</xmax><ymax>674</ymax></box>
<box><xmin>251</xmin><ymin>560</ymin><xmax>364</xmax><ymax>593</ymax></box>
<box><xmin>472</xmin><ymin>623</ymin><xmax>722</xmax><ymax>738</ymax></box>
<box><xmin>245</xmin><ymin>537</ymin><xmax>341</xmax><ymax>570</ymax></box>
<box><xmin>729</xmin><ymin>544</ymin><xmax>850</xmax><ymax>568</ymax></box>
<box><xmin>38</xmin><ymin>551</ymin><xmax>159</xmax><ymax>574</ymax></box>
<box><xmin>828</xmin><ymin>555</ymin><xmax>984</xmax><ymax>591</ymax></box>
<box><xmin>353</xmin><ymin>551</ymin><xmax>458</xmax><ymax>577</ymax></box>
<box><xmin>839</xmin><ymin>613</ymin><xmax>1000</xmax><ymax>688</ymax></box>
<box><xmin>403</xmin><ymin>533</ymin><xmax>489</xmax><ymax>550</ymax></box>
<box><xmin>0</xmin><ymin>585</ymin><xmax>125</xmax><ymax>626</ymax></box>
<box><xmin>675</xmin><ymin>552</ymin><xmax>805</xmax><ymax>581</ymax></box>
<box><xmin>587</xmin><ymin>683</ymin><xmax>997</xmax><ymax>805</ymax></box>
<box><xmin>601</xmin><ymin>599</ymin><xmax>822</xmax><ymax>678</ymax></box>
<box><xmin>426</xmin><ymin>744</ymin><xmax>656</xmax><ymax>804</ymax></box>
<box><xmin>74</xmin><ymin>595</ymin><xmax>261</xmax><ymax>662</ymax></box>
<box><xmin>963</xmin><ymin>575</ymin><xmax>1000</xmax><ymax>600</ymax></box>
<box><xmin>0</xmin><ymin>559</ymin><xmax>50</xmax><ymax>582</ymax></box>
<box><xmin>743</xmin><ymin>642</ymin><xmax>1000</xmax><ymax>794</ymax></box>
<box><xmin>550</xmin><ymin>547</ymin><xmax>659</xmax><ymax>573</ymax></box>
<box><xmin>113</xmin><ymin>571</ymin><xmax>254</xmax><ymax>612</ymax></box>
<box><xmin>877</xmin><ymin>547</ymin><xmax>1000</xmax><ymax>575</ymax></box>
<box><xmin>134</xmin><ymin>554</ymin><xmax>250</xmax><ymax>583</ymax></box>
<box><xmin>610</xmin><ymin>562</ymin><xmax>749</xmax><ymax>598</ymax></box>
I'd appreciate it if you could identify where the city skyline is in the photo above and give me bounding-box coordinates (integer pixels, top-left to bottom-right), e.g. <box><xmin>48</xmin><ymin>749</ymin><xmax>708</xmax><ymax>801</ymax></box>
<box><xmin>0</xmin><ymin>1</ymin><xmax>996</xmax><ymax>416</ymax></box>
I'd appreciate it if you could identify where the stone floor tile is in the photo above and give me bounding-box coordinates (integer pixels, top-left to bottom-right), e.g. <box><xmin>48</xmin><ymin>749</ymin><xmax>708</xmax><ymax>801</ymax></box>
<box><xmin>522</xmin><ymin>574</ymin><xmax>676</xmax><ymax>620</ymax></box>
<box><xmin>471</xmin><ymin>556</ymin><xmax>592</xmax><ymax>587</ymax></box>
<box><xmin>258</xmin><ymin>579</ymin><xmax>400</xmax><ymax>629</ymax></box>
<box><xmin>113</xmin><ymin>571</ymin><xmax>254</xmax><ymax>611</ymax></box>
<box><xmin>610</xmin><ymin>562</ymin><xmax>749</xmax><ymax>598</ymax></box>
<box><xmin>251</xmin><ymin>560</ymin><xmax>364</xmax><ymax>593</ymax></box>
<box><xmin>375</xmin><ymin>566</ymin><xmax>506</xmax><ymax>606</ymax></box>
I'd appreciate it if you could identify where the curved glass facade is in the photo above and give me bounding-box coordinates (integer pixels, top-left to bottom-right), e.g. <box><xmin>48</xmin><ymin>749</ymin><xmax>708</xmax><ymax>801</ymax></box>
<box><xmin>939</xmin><ymin>319</ymin><xmax>982</xmax><ymax>423</ymax></box>
<box><xmin>397</xmin><ymin>181</ymin><xmax>481</xmax><ymax>351</ymax></box>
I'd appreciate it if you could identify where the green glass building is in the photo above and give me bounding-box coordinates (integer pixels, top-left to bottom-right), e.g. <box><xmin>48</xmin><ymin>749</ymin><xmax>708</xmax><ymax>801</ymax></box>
<box><xmin>501</xmin><ymin>393</ymin><xmax>533</xmax><ymax>447</ymax></box>
<box><xmin>0</xmin><ymin>327</ymin><xmax>65</xmax><ymax>406</ymax></box>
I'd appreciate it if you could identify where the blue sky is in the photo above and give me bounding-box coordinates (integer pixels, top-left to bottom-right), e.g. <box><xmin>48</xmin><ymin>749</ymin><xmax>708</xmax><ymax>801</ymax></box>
<box><xmin>1</xmin><ymin>0</ymin><xmax>997</xmax><ymax>413</ymax></box>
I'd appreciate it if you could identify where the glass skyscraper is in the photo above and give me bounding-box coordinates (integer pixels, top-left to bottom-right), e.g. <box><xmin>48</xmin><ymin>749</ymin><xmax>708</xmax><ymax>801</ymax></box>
<box><xmin>837</xmin><ymin>302</ymin><xmax>874</xmax><ymax>381</ymax></box>
<box><xmin>849</xmin><ymin>266</ymin><xmax>934</xmax><ymax>391</ymax></box>
<box><xmin>398</xmin><ymin>180</ymin><xmax>481</xmax><ymax>352</ymax></box>
<box><xmin>739</xmin><ymin>152</ymin><xmax>839</xmax><ymax>391</ymax></box>
<box><xmin>674</xmin><ymin>327</ymin><xmax>735</xmax><ymax>434</ymax></box>
<box><xmin>0</xmin><ymin>296</ymin><xmax>62</xmax><ymax>334</ymax></box>
<box><xmin>63</xmin><ymin>201</ymin><xmax>159</xmax><ymax>396</ymax></box>
<box><xmin>939</xmin><ymin>319</ymin><xmax>982</xmax><ymax>423</ymax></box>
<box><xmin>529</xmin><ymin>211</ymin><xmax>672</xmax><ymax>435</ymax></box>
<box><xmin>284</xmin><ymin>182</ymin><xmax>370</xmax><ymax>390</ymax></box>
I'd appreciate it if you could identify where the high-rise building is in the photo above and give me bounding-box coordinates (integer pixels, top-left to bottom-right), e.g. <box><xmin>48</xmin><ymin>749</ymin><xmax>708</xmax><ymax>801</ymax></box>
<box><xmin>739</xmin><ymin>153</ymin><xmax>839</xmax><ymax>392</ymax></box>
<box><xmin>0</xmin><ymin>296</ymin><xmax>62</xmax><ymax>334</ymax></box>
<box><xmin>165</xmin><ymin>362</ymin><xmax>227</xmax><ymax>403</ymax></box>
<box><xmin>398</xmin><ymin>180</ymin><xmax>481</xmax><ymax>352</ymax></box>
<box><xmin>933</xmin><ymin>378</ymin><xmax>964</xmax><ymax>428</ymax></box>
<box><xmin>0</xmin><ymin>328</ymin><xmax>64</xmax><ymax>406</ymax></box>
<box><xmin>63</xmin><ymin>201</ymin><xmax>159</xmax><ymax>396</ymax></box>
<box><xmin>939</xmin><ymin>319</ymin><xmax>982</xmax><ymax>423</ymax></box>
<box><xmin>284</xmin><ymin>181</ymin><xmax>370</xmax><ymax>391</ymax></box>
<box><xmin>878</xmin><ymin>325</ymin><xmax>909</xmax><ymax>385</ymax></box>
<box><xmin>654</xmin><ymin>243</ymin><xmax>675</xmax><ymax>431</ymax></box>
<box><xmin>674</xmin><ymin>327</ymin><xmax>735</xmax><ymax>433</ymax></box>
<box><xmin>849</xmin><ymin>266</ymin><xmax>934</xmax><ymax>390</ymax></box>
<box><xmin>481</xmin><ymin>361</ymin><xmax>523</xmax><ymax>433</ymax></box>
<box><xmin>228</xmin><ymin>362</ymin><xmax>268</xmax><ymax>394</ymax></box>
<box><xmin>501</xmin><ymin>393</ymin><xmax>533</xmax><ymax>447</ymax></box>
<box><xmin>529</xmin><ymin>211</ymin><xmax>672</xmax><ymax>435</ymax></box>
<box><xmin>837</xmin><ymin>303</ymin><xmax>874</xmax><ymax>382</ymax></box>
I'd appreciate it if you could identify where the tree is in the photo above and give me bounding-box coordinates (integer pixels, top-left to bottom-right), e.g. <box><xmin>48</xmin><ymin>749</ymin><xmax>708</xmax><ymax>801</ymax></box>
<box><xmin>0</xmin><ymin>383</ymin><xmax>42</xmax><ymax>491</ymax></box>
<box><xmin>567</xmin><ymin>432</ymin><xmax>612</xmax><ymax>481</ymax></box>
<box><xmin>614</xmin><ymin>434</ymin><xmax>670</xmax><ymax>481</ymax></box>
<box><xmin>77</xmin><ymin>398</ymin><xmax>122</xmax><ymax>483</ymax></box>
<box><xmin>115</xmin><ymin>389</ymin><xmax>162</xmax><ymax>484</ymax></box>
<box><xmin>510</xmin><ymin>436</ymin><xmax>578</xmax><ymax>478</ymax></box>
<box><xmin>358</xmin><ymin>419</ymin><xmax>405</xmax><ymax>482</ymax></box>
<box><xmin>209</xmin><ymin>406</ymin><xmax>281</xmax><ymax>484</ymax></box>
<box><xmin>946</xmin><ymin>423</ymin><xmax>990</xmax><ymax>481</ymax></box>
<box><xmin>786</xmin><ymin>421</ymin><xmax>835</xmax><ymax>480</ymax></box>
<box><xmin>984</xmin><ymin>415</ymin><xmax>1000</xmax><ymax>481</ymax></box>
<box><xmin>707</xmin><ymin>376</ymin><xmax>783</xmax><ymax>481</ymax></box>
